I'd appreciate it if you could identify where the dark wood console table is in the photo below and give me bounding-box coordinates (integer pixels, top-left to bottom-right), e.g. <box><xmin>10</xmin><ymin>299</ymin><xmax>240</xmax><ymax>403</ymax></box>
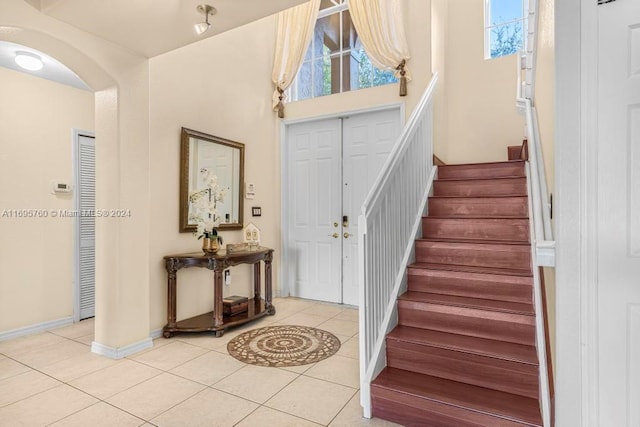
<box><xmin>162</xmin><ymin>247</ymin><xmax>275</xmax><ymax>338</ymax></box>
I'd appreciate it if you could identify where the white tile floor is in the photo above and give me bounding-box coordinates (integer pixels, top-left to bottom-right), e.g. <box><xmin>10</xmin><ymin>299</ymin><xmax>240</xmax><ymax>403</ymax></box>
<box><xmin>0</xmin><ymin>297</ymin><xmax>401</xmax><ymax>426</ymax></box>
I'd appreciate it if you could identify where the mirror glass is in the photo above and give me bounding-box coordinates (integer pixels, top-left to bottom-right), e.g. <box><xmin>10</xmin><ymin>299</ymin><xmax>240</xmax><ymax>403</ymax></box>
<box><xmin>180</xmin><ymin>128</ymin><xmax>244</xmax><ymax>232</ymax></box>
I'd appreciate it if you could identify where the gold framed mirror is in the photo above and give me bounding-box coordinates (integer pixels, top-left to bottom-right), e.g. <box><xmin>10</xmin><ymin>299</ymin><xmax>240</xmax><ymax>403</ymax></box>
<box><xmin>180</xmin><ymin>127</ymin><xmax>245</xmax><ymax>232</ymax></box>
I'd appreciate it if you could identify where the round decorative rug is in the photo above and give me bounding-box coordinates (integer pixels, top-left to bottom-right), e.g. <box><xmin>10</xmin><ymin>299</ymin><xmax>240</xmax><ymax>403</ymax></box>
<box><xmin>227</xmin><ymin>325</ymin><xmax>341</xmax><ymax>367</ymax></box>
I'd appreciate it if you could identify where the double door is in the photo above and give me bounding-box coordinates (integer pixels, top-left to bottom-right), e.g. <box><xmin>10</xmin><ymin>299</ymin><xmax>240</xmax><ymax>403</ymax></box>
<box><xmin>285</xmin><ymin>108</ymin><xmax>401</xmax><ymax>305</ymax></box>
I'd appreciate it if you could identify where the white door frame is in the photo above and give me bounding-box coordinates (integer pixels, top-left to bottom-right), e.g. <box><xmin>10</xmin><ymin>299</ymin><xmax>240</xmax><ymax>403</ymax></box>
<box><xmin>555</xmin><ymin>0</ymin><xmax>599</xmax><ymax>425</ymax></box>
<box><xmin>280</xmin><ymin>102</ymin><xmax>405</xmax><ymax>299</ymax></box>
<box><xmin>72</xmin><ymin>128</ymin><xmax>95</xmax><ymax>323</ymax></box>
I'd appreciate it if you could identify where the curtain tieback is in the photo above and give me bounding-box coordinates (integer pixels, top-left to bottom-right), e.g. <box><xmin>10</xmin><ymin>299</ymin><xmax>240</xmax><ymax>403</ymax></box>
<box><xmin>396</xmin><ymin>59</ymin><xmax>407</xmax><ymax>97</ymax></box>
<box><xmin>276</xmin><ymin>86</ymin><xmax>285</xmax><ymax>118</ymax></box>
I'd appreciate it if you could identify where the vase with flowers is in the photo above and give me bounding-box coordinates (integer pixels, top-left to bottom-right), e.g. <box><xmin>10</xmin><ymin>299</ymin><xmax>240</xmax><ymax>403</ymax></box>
<box><xmin>188</xmin><ymin>168</ymin><xmax>228</xmax><ymax>254</ymax></box>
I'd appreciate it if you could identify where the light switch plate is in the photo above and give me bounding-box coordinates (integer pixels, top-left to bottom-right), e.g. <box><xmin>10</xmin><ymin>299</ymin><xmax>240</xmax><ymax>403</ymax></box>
<box><xmin>252</xmin><ymin>206</ymin><xmax>262</xmax><ymax>217</ymax></box>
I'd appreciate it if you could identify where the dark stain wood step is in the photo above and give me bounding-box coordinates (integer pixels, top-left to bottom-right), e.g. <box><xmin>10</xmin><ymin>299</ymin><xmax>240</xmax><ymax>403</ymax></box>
<box><xmin>409</xmin><ymin>262</ymin><xmax>534</xmax><ymax>278</ymax></box>
<box><xmin>399</xmin><ymin>291</ymin><xmax>534</xmax><ymax>315</ymax></box>
<box><xmin>437</xmin><ymin>160</ymin><xmax>525</xmax><ymax>180</ymax></box>
<box><xmin>387</xmin><ymin>326</ymin><xmax>538</xmax><ymax>365</ymax></box>
<box><xmin>398</xmin><ymin>298</ymin><xmax>536</xmax><ymax>345</ymax></box>
<box><xmin>422</xmin><ymin>217</ymin><xmax>530</xmax><ymax>242</ymax></box>
<box><xmin>371</xmin><ymin>367</ymin><xmax>543</xmax><ymax>427</ymax></box>
<box><xmin>408</xmin><ymin>267</ymin><xmax>533</xmax><ymax>304</ymax></box>
<box><xmin>386</xmin><ymin>330</ymin><xmax>539</xmax><ymax>398</ymax></box>
<box><xmin>415</xmin><ymin>240</ymin><xmax>532</xmax><ymax>273</ymax></box>
<box><xmin>434</xmin><ymin>177</ymin><xmax>527</xmax><ymax>197</ymax></box>
<box><xmin>428</xmin><ymin>196</ymin><xmax>529</xmax><ymax>218</ymax></box>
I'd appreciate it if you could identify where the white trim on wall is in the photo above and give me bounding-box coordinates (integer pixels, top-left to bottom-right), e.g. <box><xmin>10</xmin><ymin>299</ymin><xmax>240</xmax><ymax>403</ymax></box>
<box><xmin>91</xmin><ymin>337</ymin><xmax>153</xmax><ymax>360</ymax></box>
<box><xmin>555</xmin><ymin>0</ymin><xmax>600</xmax><ymax>425</ymax></box>
<box><xmin>0</xmin><ymin>317</ymin><xmax>73</xmax><ymax>342</ymax></box>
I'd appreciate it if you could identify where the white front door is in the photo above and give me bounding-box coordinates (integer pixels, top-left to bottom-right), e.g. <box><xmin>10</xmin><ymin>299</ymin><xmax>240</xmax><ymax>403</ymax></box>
<box><xmin>341</xmin><ymin>110</ymin><xmax>401</xmax><ymax>305</ymax></box>
<box><xmin>597</xmin><ymin>0</ymin><xmax>640</xmax><ymax>424</ymax></box>
<box><xmin>285</xmin><ymin>107</ymin><xmax>401</xmax><ymax>305</ymax></box>
<box><xmin>286</xmin><ymin>118</ymin><xmax>343</xmax><ymax>303</ymax></box>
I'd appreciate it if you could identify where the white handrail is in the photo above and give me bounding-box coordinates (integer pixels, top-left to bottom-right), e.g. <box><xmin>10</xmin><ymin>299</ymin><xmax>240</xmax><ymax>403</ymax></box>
<box><xmin>515</xmin><ymin>0</ymin><xmax>555</xmax><ymax>266</ymax></box>
<box><xmin>358</xmin><ymin>73</ymin><xmax>438</xmax><ymax>417</ymax></box>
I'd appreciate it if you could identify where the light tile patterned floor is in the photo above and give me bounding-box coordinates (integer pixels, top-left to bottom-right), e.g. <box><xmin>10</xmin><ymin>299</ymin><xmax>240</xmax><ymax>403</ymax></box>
<box><xmin>0</xmin><ymin>298</ymin><xmax>401</xmax><ymax>426</ymax></box>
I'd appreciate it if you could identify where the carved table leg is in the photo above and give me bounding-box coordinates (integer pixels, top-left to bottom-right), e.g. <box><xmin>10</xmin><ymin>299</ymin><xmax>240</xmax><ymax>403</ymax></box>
<box><xmin>254</xmin><ymin>262</ymin><xmax>261</xmax><ymax>300</ymax></box>
<box><xmin>214</xmin><ymin>267</ymin><xmax>223</xmax><ymax>327</ymax></box>
<box><xmin>265</xmin><ymin>253</ymin><xmax>275</xmax><ymax>315</ymax></box>
<box><xmin>166</xmin><ymin>259</ymin><xmax>178</xmax><ymax>330</ymax></box>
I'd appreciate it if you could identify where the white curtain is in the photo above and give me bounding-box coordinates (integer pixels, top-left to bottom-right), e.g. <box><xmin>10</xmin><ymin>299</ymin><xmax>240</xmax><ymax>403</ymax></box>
<box><xmin>348</xmin><ymin>0</ymin><xmax>411</xmax><ymax>95</ymax></box>
<box><xmin>272</xmin><ymin>0</ymin><xmax>321</xmax><ymax>118</ymax></box>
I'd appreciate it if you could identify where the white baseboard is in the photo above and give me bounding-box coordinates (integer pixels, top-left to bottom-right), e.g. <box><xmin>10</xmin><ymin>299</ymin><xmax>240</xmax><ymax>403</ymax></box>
<box><xmin>149</xmin><ymin>328</ymin><xmax>164</xmax><ymax>340</ymax></box>
<box><xmin>0</xmin><ymin>317</ymin><xmax>73</xmax><ymax>342</ymax></box>
<box><xmin>91</xmin><ymin>337</ymin><xmax>153</xmax><ymax>359</ymax></box>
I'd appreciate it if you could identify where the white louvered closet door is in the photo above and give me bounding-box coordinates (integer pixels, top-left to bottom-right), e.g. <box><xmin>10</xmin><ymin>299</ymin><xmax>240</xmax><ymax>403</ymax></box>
<box><xmin>77</xmin><ymin>134</ymin><xmax>95</xmax><ymax>319</ymax></box>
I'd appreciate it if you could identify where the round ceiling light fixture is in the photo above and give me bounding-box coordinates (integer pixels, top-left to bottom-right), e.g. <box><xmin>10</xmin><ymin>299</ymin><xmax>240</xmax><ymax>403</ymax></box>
<box><xmin>195</xmin><ymin>4</ymin><xmax>216</xmax><ymax>35</ymax></box>
<box><xmin>14</xmin><ymin>51</ymin><xmax>43</xmax><ymax>71</ymax></box>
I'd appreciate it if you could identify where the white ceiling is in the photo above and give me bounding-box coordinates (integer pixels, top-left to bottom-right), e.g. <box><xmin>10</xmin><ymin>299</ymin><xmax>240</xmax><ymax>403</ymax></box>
<box><xmin>24</xmin><ymin>0</ymin><xmax>309</xmax><ymax>58</ymax></box>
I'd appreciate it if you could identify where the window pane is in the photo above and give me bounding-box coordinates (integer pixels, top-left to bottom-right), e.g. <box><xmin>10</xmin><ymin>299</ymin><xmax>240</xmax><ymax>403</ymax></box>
<box><xmin>315</xmin><ymin>14</ymin><xmax>340</xmax><ymax>56</ymax></box>
<box><xmin>342</xmin><ymin>9</ymin><xmax>356</xmax><ymax>51</ymax></box>
<box><xmin>490</xmin><ymin>21</ymin><xmax>523</xmax><ymax>58</ymax></box>
<box><xmin>289</xmin><ymin>5</ymin><xmax>399</xmax><ymax>102</ymax></box>
<box><xmin>313</xmin><ymin>57</ymin><xmax>331</xmax><ymax>97</ymax></box>
<box><xmin>296</xmin><ymin>61</ymin><xmax>313</xmax><ymax>101</ymax></box>
<box><xmin>490</xmin><ymin>0</ymin><xmax>523</xmax><ymax>25</ymax></box>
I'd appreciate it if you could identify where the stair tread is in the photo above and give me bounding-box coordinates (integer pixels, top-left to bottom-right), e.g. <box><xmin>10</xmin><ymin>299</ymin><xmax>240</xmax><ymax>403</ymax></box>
<box><xmin>417</xmin><ymin>238</ymin><xmax>531</xmax><ymax>247</ymax></box>
<box><xmin>419</xmin><ymin>237</ymin><xmax>530</xmax><ymax>245</ymax></box>
<box><xmin>429</xmin><ymin>195</ymin><xmax>529</xmax><ymax>199</ymax></box>
<box><xmin>372</xmin><ymin>367</ymin><xmax>543</xmax><ymax>426</ymax></box>
<box><xmin>439</xmin><ymin>160</ymin><xmax>525</xmax><ymax>167</ymax></box>
<box><xmin>436</xmin><ymin>176</ymin><xmax>526</xmax><ymax>182</ymax></box>
<box><xmin>387</xmin><ymin>325</ymin><xmax>539</xmax><ymax>365</ymax></box>
<box><xmin>408</xmin><ymin>266</ymin><xmax>533</xmax><ymax>284</ymax></box>
<box><xmin>398</xmin><ymin>291</ymin><xmax>535</xmax><ymax>315</ymax></box>
<box><xmin>409</xmin><ymin>262</ymin><xmax>533</xmax><ymax>277</ymax></box>
<box><xmin>424</xmin><ymin>216</ymin><xmax>530</xmax><ymax>220</ymax></box>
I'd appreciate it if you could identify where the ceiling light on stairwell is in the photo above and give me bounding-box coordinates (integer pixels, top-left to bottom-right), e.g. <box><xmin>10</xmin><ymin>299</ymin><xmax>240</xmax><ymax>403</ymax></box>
<box><xmin>14</xmin><ymin>51</ymin><xmax>43</xmax><ymax>71</ymax></box>
<box><xmin>194</xmin><ymin>4</ymin><xmax>216</xmax><ymax>36</ymax></box>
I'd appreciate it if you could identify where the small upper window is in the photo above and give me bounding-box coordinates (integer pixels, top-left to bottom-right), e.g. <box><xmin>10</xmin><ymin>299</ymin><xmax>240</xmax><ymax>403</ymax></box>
<box><xmin>484</xmin><ymin>0</ymin><xmax>526</xmax><ymax>59</ymax></box>
<box><xmin>289</xmin><ymin>0</ymin><xmax>397</xmax><ymax>102</ymax></box>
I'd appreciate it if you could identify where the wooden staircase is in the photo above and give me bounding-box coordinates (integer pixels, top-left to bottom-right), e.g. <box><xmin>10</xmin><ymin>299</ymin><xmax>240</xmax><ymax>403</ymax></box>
<box><xmin>371</xmin><ymin>160</ymin><xmax>544</xmax><ymax>426</ymax></box>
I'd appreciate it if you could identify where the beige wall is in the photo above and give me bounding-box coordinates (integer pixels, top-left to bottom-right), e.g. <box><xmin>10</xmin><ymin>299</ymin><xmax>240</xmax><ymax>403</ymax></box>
<box><xmin>148</xmin><ymin>0</ymin><xmax>433</xmax><ymax>330</ymax></box>
<box><xmin>0</xmin><ymin>67</ymin><xmax>94</xmax><ymax>332</ymax></box>
<box><xmin>434</xmin><ymin>0</ymin><xmax>525</xmax><ymax>164</ymax></box>
<box><xmin>431</xmin><ymin>0</ymin><xmax>449</xmax><ymax>159</ymax></box>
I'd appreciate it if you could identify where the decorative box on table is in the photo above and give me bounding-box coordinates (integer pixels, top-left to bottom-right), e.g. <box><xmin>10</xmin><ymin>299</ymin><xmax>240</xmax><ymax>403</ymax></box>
<box><xmin>223</xmin><ymin>295</ymin><xmax>249</xmax><ymax>316</ymax></box>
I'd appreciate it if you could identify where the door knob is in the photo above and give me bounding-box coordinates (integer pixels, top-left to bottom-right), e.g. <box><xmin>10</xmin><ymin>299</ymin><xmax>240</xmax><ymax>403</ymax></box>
<box><xmin>328</xmin><ymin>232</ymin><xmax>339</xmax><ymax>239</ymax></box>
<box><xmin>344</xmin><ymin>232</ymin><xmax>353</xmax><ymax>239</ymax></box>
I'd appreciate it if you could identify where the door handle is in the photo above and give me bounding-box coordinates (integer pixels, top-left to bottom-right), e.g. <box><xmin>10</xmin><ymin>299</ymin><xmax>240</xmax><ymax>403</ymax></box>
<box><xmin>344</xmin><ymin>232</ymin><xmax>353</xmax><ymax>239</ymax></box>
<box><xmin>328</xmin><ymin>232</ymin><xmax>339</xmax><ymax>239</ymax></box>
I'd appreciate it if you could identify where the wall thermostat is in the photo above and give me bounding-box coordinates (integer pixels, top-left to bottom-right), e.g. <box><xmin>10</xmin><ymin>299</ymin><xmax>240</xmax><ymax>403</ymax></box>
<box><xmin>51</xmin><ymin>181</ymin><xmax>73</xmax><ymax>195</ymax></box>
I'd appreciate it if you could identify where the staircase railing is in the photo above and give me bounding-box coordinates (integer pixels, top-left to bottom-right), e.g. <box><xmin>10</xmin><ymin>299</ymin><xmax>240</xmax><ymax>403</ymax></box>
<box><xmin>516</xmin><ymin>0</ymin><xmax>555</xmax><ymax>266</ymax></box>
<box><xmin>358</xmin><ymin>73</ymin><xmax>438</xmax><ymax>417</ymax></box>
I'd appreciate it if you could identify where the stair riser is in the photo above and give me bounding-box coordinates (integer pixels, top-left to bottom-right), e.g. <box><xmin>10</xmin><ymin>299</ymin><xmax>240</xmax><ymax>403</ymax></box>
<box><xmin>408</xmin><ymin>269</ymin><xmax>533</xmax><ymax>304</ymax></box>
<box><xmin>422</xmin><ymin>218</ymin><xmax>530</xmax><ymax>242</ymax></box>
<box><xmin>398</xmin><ymin>301</ymin><xmax>535</xmax><ymax>345</ymax></box>
<box><xmin>428</xmin><ymin>197</ymin><xmax>529</xmax><ymax>218</ymax></box>
<box><xmin>371</xmin><ymin>391</ymin><xmax>533</xmax><ymax>427</ymax></box>
<box><xmin>386</xmin><ymin>340</ymin><xmax>539</xmax><ymax>399</ymax></box>
<box><xmin>416</xmin><ymin>242</ymin><xmax>532</xmax><ymax>272</ymax></box>
<box><xmin>433</xmin><ymin>179</ymin><xmax>527</xmax><ymax>197</ymax></box>
<box><xmin>438</xmin><ymin>164</ymin><xmax>525</xmax><ymax>180</ymax></box>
